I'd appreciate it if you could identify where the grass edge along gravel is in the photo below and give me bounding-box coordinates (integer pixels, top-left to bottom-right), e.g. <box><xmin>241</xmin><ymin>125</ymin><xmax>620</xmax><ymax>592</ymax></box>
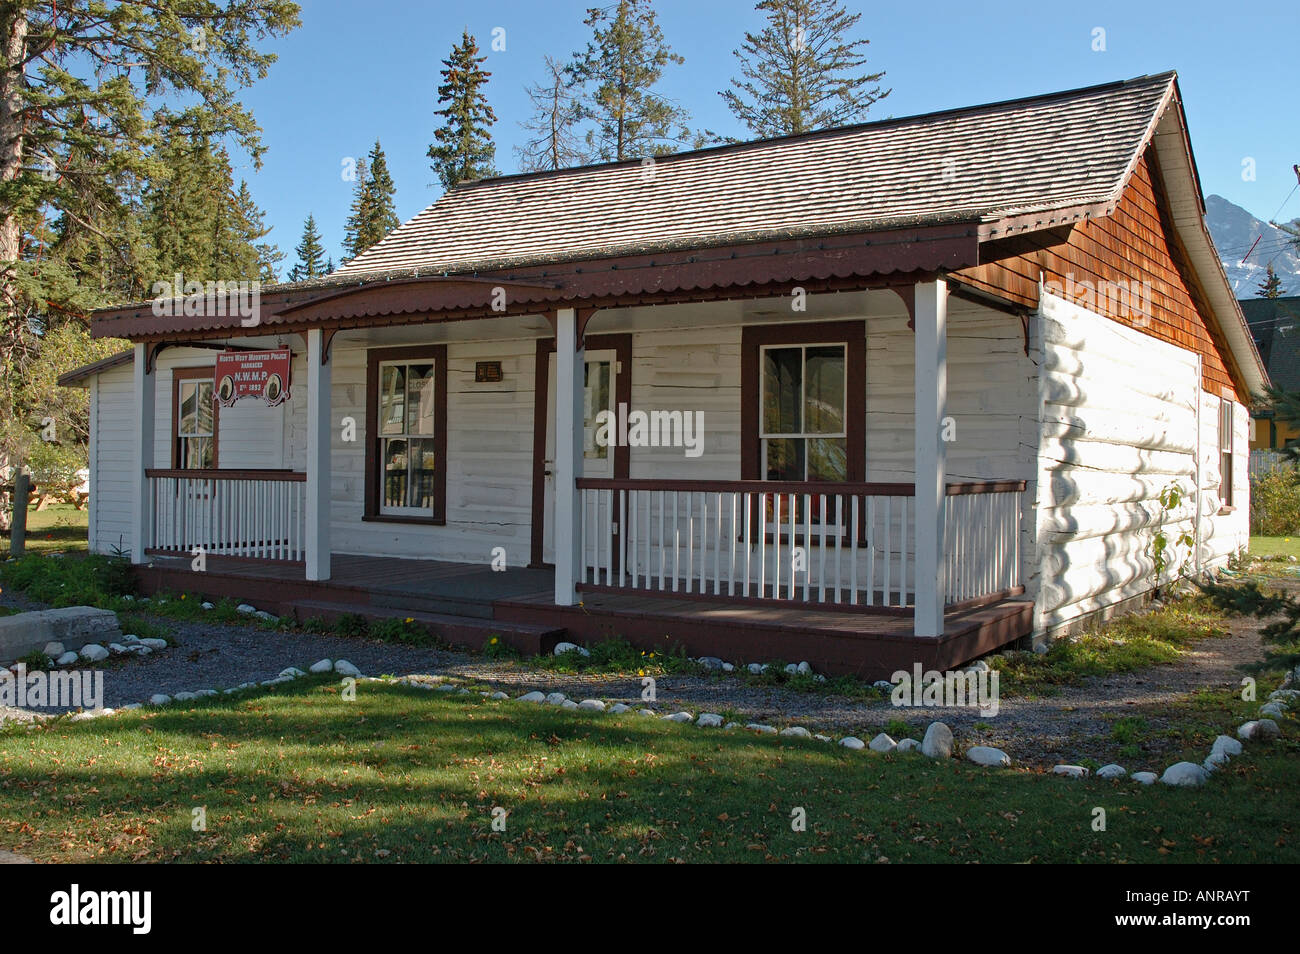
<box><xmin>0</xmin><ymin>675</ymin><xmax>1295</xmax><ymax>864</ymax></box>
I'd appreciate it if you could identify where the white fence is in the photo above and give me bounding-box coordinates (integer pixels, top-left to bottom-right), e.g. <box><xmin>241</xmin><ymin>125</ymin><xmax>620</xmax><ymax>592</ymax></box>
<box><xmin>146</xmin><ymin>469</ymin><xmax>307</xmax><ymax>562</ymax></box>
<box><xmin>576</xmin><ymin>478</ymin><xmax>1024</xmax><ymax>610</ymax></box>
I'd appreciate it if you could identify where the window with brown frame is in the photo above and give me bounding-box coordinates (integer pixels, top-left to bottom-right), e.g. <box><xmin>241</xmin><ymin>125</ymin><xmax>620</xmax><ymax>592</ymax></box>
<box><xmin>364</xmin><ymin>345</ymin><xmax>447</xmax><ymax>524</ymax></box>
<box><xmin>742</xmin><ymin>322</ymin><xmax>865</xmax><ymax>485</ymax></box>
<box><xmin>742</xmin><ymin>322</ymin><xmax>865</xmax><ymax>532</ymax></box>
<box><xmin>172</xmin><ymin>367</ymin><xmax>218</xmax><ymax>469</ymax></box>
<box><xmin>1219</xmin><ymin>396</ymin><xmax>1235</xmax><ymax>509</ymax></box>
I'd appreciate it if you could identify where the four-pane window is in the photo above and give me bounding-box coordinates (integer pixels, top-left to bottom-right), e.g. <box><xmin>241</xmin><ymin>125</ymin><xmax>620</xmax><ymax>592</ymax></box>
<box><xmin>760</xmin><ymin>343</ymin><xmax>848</xmax><ymax>482</ymax></box>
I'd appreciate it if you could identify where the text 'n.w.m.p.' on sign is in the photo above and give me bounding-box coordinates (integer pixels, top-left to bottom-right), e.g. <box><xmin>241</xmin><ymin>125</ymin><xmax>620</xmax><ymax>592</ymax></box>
<box><xmin>214</xmin><ymin>348</ymin><xmax>291</xmax><ymax>408</ymax></box>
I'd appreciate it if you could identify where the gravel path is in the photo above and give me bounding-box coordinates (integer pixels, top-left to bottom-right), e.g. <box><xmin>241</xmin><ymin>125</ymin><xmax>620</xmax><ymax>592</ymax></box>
<box><xmin>0</xmin><ymin>587</ymin><xmax>1274</xmax><ymax>767</ymax></box>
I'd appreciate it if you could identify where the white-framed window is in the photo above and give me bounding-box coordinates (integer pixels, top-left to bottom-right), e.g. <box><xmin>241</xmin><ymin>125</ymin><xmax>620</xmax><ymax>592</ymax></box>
<box><xmin>759</xmin><ymin>343</ymin><xmax>848</xmax><ymax>482</ymax></box>
<box><xmin>175</xmin><ymin>370</ymin><xmax>216</xmax><ymax>469</ymax></box>
<box><xmin>377</xmin><ymin>360</ymin><xmax>437</xmax><ymax>515</ymax></box>
<box><xmin>1219</xmin><ymin>396</ymin><xmax>1235</xmax><ymax>508</ymax></box>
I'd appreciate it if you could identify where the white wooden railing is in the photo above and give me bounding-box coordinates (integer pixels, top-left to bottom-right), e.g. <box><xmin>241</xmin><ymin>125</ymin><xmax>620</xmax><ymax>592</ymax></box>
<box><xmin>145</xmin><ymin>469</ymin><xmax>307</xmax><ymax>562</ymax></box>
<box><xmin>576</xmin><ymin>478</ymin><xmax>1024</xmax><ymax>611</ymax></box>
<box><xmin>941</xmin><ymin>484</ymin><xmax>1023</xmax><ymax>606</ymax></box>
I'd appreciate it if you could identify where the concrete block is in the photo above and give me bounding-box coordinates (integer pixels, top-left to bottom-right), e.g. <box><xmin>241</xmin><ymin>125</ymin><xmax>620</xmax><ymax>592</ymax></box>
<box><xmin>0</xmin><ymin>607</ymin><xmax>122</xmax><ymax>664</ymax></box>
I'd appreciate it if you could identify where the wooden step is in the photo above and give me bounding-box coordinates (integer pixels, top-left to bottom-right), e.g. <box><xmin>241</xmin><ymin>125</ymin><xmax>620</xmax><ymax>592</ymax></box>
<box><xmin>291</xmin><ymin>599</ymin><xmax>566</xmax><ymax>657</ymax></box>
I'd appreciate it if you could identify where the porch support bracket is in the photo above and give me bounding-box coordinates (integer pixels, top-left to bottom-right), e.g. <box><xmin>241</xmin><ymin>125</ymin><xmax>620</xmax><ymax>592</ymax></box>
<box><xmin>543</xmin><ymin>306</ymin><xmax>598</xmax><ymax>344</ymax></box>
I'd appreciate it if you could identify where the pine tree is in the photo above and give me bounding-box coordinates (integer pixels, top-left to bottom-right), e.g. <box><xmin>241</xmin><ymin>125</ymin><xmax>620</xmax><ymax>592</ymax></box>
<box><xmin>229</xmin><ymin>180</ymin><xmax>283</xmax><ymax>283</ymax></box>
<box><xmin>291</xmin><ymin>214</ymin><xmax>327</xmax><ymax>281</ymax></box>
<box><xmin>721</xmin><ymin>0</ymin><xmax>890</xmax><ymax>138</ymax></box>
<box><xmin>568</xmin><ymin>0</ymin><xmax>690</xmax><ymax>161</ymax></box>
<box><xmin>517</xmin><ymin>56</ymin><xmax>588</xmax><ymax>172</ymax></box>
<box><xmin>342</xmin><ymin>141</ymin><xmax>400</xmax><ymax>261</ymax></box>
<box><xmin>1258</xmin><ymin>264</ymin><xmax>1285</xmax><ymax>299</ymax></box>
<box><xmin>428</xmin><ymin>31</ymin><xmax>498</xmax><ymax>189</ymax></box>
<box><xmin>365</xmin><ymin>142</ymin><xmax>400</xmax><ymax>238</ymax></box>
<box><xmin>0</xmin><ymin>2</ymin><xmax>299</xmax><ymax>468</ymax></box>
<box><xmin>342</xmin><ymin>158</ymin><xmax>370</xmax><ymax>262</ymax></box>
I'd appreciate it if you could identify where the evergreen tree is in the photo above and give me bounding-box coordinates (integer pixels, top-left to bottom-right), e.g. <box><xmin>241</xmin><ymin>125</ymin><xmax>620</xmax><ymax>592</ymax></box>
<box><xmin>721</xmin><ymin>0</ymin><xmax>890</xmax><ymax>138</ymax></box>
<box><xmin>342</xmin><ymin>141</ymin><xmax>400</xmax><ymax>261</ymax></box>
<box><xmin>568</xmin><ymin>0</ymin><xmax>690</xmax><ymax>161</ymax></box>
<box><xmin>342</xmin><ymin>158</ymin><xmax>370</xmax><ymax>262</ymax></box>
<box><xmin>0</xmin><ymin>1</ymin><xmax>298</xmax><ymax>472</ymax></box>
<box><xmin>231</xmin><ymin>180</ymin><xmax>283</xmax><ymax>282</ymax></box>
<box><xmin>1258</xmin><ymin>264</ymin><xmax>1285</xmax><ymax>299</ymax></box>
<box><xmin>141</xmin><ymin>133</ymin><xmax>279</xmax><ymax>283</ymax></box>
<box><xmin>428</xmin><ymin>31</ymin><xmax>498</xmax><ymax>189</ymax></box>
<box><xmin>291</xmin><ymin>214</ymin><xmax>327</xmax><ymax>281</ymax></box>
<box><xmin>517</xmin><ymin>56</ymin><xmax>588</xmax><ymax>172</ymax></box>
<box><xmin>366</xmin><ymin>142</ymin><xmax>400</xmax><ymax>238</ymax></box>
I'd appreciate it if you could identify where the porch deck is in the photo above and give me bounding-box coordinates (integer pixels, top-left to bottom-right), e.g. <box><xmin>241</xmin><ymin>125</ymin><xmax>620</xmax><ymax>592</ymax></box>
<box><xmin>133</xmin><ymin>553</ymin><xmax>1033</xmax><ymax>678</ymax></box>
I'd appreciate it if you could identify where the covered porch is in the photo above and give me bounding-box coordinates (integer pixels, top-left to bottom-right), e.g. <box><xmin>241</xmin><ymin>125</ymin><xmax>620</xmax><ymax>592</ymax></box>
<box><xmin>100</xmin><ymin>237</ymin><xmax>1037</xmax><ymax>667</ymax></box>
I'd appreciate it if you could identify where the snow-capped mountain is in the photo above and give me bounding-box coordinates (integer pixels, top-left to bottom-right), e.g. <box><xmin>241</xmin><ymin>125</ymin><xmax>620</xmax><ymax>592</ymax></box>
<box><xmin>1205</xmin><ymin>194</ymin><xmax>1300</xmax><ymax>298</ymax></box>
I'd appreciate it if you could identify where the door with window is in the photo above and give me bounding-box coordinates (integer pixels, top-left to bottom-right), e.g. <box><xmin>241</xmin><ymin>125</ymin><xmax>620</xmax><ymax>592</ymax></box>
<box><xmin>173</xmin><ymin>368</ymin><xmax>218</xmax><ymax>469</ymax></box>
<box><xmin>171</xmin><ymin>367</ymin><xmax>218</xmax><ymax>551</ymax></box>
<box><xmin>542</xmin><ymin>349</ymin><xmax>617</xmax><ymax>564</ymax></box>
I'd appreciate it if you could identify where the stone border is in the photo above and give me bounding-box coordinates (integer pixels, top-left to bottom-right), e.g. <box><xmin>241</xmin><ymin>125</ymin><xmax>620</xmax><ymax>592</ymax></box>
<box><xmin>18</xmin><ymin>600</ymin><xmax>1288</xmax><ymax>792</ymax></box>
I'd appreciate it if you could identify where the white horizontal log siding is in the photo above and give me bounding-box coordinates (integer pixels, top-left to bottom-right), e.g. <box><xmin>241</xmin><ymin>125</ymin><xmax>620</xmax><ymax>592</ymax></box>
<box><xmin>864</xmin><ymin>302</ymin><xmax>1038</xmax><ymax>595</ymax></box>
<box><xmin>89</xmin><ymin>364</ymin><xmax>136</xmax><ymax>554</ymax></box>
<box><xmin>1197</xmin><ymin>391</ymin><xmax>1249</xmax><ymax>567</ymax></box>
<box><xmin>325</xmin><ymin>338</ymin><xmax>538</xmax><ymax>565</ymax></box>
<box><xmin>628</xmin><ymin>325</ymin><xmax>740</xmax><ymax>480</ymax></box>
<box><xmin>1032</xmin><ymin>291</ymin><xmax>1245</xmax><ymax>634</ymax></box>
<box><xmin>83</xmin><ymin>296</ymin><xmax>1037</xmax><ymax>591</ymax></box>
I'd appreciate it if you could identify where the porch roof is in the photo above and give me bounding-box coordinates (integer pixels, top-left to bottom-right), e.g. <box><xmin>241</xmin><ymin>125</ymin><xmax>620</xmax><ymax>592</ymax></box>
<box><xmin>81</xmin><ymin>71</ymin><xmax>1266</xmax><ymax>394</ymax></box>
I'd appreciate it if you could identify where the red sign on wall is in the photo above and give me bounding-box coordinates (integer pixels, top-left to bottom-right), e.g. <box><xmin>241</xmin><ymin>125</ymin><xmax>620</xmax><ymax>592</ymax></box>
<box><xmin>214</xmin><ymin>348</ymin><xmax>291</xmax><ymax>408</ymax></box>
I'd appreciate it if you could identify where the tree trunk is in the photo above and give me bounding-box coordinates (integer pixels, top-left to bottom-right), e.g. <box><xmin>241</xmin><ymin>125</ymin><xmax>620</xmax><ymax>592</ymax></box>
<box><xmin>0</xmin><ymin>8</ymin><xmax>29</xmax><ymax>310</ymax></box>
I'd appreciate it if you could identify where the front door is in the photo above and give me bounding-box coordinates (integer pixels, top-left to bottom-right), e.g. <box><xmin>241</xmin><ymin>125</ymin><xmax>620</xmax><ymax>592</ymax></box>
<box><xmin>542</xmin><ymin>349</ymin><xmax>617</xmax><ymax>563</ymax></box>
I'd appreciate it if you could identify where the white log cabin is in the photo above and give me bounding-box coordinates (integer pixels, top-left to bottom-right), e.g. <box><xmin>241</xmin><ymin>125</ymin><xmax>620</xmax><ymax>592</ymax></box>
<box><xmin>60</xmin><ymin>72</ymin><xmax>1266</xmax><ymax>677</ymax></box>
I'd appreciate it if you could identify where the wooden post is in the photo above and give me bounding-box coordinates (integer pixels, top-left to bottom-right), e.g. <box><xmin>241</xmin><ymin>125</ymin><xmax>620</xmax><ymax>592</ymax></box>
<box><xmin>553</xmin><ymin>307</ymin><xmax>584</xmax><ymax>605</ymax></box>
<box><xmin>130</xmin><ymin>342</ymin><xmax>156</xmax><ymax>564</ymax></box>
<box><xmin>9</xmin><ymin>471</ymin><xmax>29</xmax><ymax>557</ymax></box>
<box><xmin>306</xmin><ymin>328</ymin><xmax>332</xmax><ymax>581</ymax></box>
<box><xmin>913</xmin><ymin>279</ymin><xmax>948</xmax><ymax>637</ymax></box>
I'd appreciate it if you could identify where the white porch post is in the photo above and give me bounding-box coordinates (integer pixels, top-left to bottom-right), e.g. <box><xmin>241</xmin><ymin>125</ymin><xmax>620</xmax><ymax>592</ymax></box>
<box><xmin>305</xmin><ymin>329</ymin><xmax>332</xmax><ymax>581</ymax></box>
<box><xmin>913</xmin><ymin>279</ymin><xmax>948</xmax><ymax>637</ymax></box>
<box><xmin>129</xmin><ymin>342</ymin><xmax>155</xmax><ymax>564</ymax></box>
<box><xmin>553</xmin><ymin>307</ymin><xmax>584</xmax><ymax>605</ymax></box>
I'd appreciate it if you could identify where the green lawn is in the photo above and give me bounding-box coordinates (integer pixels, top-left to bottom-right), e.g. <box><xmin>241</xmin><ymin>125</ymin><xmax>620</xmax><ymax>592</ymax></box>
<box><xmin>1249</xmin><ymin>536</ymin><xmax>1300</xmax><ymax>560</ymax></box>
<box><xmin>1</xmin><ymin>677</ymin><xmax>1295</xmax><ymax>864</ymax></box>
<box><xmin>5</xmin><ymin>503</ymin><xmax>89</xmax><ymax>555</ymax></box>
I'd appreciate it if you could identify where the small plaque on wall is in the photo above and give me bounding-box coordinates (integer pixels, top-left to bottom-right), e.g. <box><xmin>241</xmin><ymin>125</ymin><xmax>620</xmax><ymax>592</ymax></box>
<box><xmin>475</xmin><ymin>361</ymin><xmax>504</xmax><ymax>383</ymax></box>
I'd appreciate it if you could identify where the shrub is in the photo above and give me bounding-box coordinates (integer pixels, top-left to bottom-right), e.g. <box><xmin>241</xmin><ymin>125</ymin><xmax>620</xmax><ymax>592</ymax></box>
<box><xmin>482</xmin><ymin>634</ymin><xmax>518</xmax><ymax>659</ymax></box>
<box><xmin>0</xmin><ymin>553</ymin><xmax>135</xmax><ymax>607</ymax></box>
<box><xmin>1250</xmin><ymin>470</ymin><xmax>1300</xmax><ymax>535</ymax></box>
<box><xmin>367</xmin><ymin>616</ymin><xmax>437</xmax><ymax>646</ymax></box>
<box><xmin>333</xmin><ymin>613</ymin><xmax>369</xmax><ymax>638</ymax></box>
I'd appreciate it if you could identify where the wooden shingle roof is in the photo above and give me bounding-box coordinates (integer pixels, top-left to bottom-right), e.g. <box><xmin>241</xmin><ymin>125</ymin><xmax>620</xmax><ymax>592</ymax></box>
<box><xmin>339</xmin><ymin>73</ymin><xmax>1177</xmax><ymax>277</ymax></box>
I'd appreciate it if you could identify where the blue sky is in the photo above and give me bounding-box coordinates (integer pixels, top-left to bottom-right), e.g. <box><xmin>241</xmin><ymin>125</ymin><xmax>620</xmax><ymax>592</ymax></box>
<box><xmin>233</xmin><ymin>0</ymin><xmax>1300</xmax><ymax>272</ymax></box>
